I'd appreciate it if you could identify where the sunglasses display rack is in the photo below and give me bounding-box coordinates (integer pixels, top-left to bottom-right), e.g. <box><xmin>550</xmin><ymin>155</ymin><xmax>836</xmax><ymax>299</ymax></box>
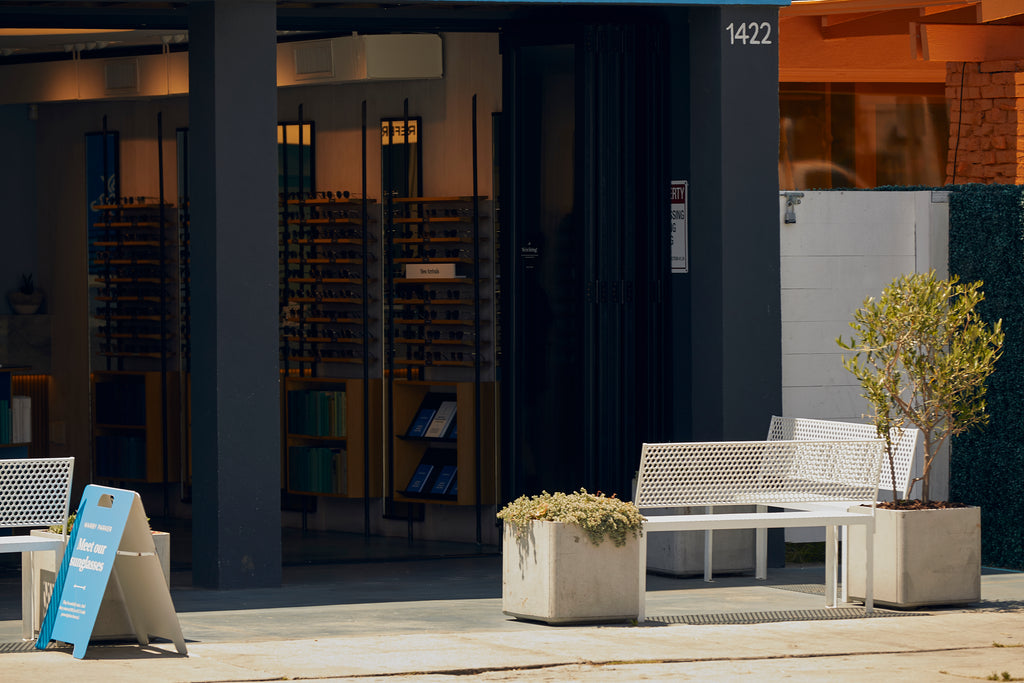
<box><xmin>383</xmin><ymin>194</ymin><xmax>497</xmax><ymax>510</ymax></box>
<box><xmin>90</xmin><ymin>195</ymin><xmax>185</xmax><ymax>484</ymax></box>
<box><xmin>87</xmin><ymin>115</ymin><xmax>188</xmax><ymax>491</ymax></box>
<box><xmin>280</xmin><ymin>191</ymin><xmax>378</xmax><ymax>374</ymax></box>
<box><xmin>280</xmin><ymin>193</ymin><xmax>382</xmax><ymax>498</ymax></box>
<box><xmin>279</xmin><ymin>103</ymin><xmax>383</xmax><ymax>505</ymax></box>
<box><xmin>91</xmin><ymin>198</ymin><xmax>179</xmax><ymax>364</ymax></box>
<box><xmin>382</xmin><ymin>96</ymin><xmax>497</xmax><ymax>534</ymax></box>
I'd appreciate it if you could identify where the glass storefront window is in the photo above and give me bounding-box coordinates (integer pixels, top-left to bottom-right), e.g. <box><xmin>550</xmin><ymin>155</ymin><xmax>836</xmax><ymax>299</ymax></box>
<box><xmin>780</xmin><ymin>83</ymin><xmax>949</xmax><ymax>190</ymax></box>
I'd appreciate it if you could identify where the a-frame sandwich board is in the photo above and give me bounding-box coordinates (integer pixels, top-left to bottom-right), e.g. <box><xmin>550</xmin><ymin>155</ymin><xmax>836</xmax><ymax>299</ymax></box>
<box><xmin>35</xmin><ymin>485</ymin><xmax>187</xmax><ymax>659</ymax></box>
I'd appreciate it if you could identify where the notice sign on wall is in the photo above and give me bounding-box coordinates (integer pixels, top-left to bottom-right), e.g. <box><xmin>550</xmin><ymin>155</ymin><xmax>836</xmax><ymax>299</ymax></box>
<box><xmin>671</xmin><ymin>180</ymin><xmax>689</xmax><ymax>273</ymax></box>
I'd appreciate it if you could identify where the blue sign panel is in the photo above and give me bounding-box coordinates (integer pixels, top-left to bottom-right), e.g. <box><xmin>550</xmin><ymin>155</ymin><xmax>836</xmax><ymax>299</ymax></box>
<box><xmin>39</xmin><ymin>485</ymin><xmax>133</xmax><ymax>658</ymax></box>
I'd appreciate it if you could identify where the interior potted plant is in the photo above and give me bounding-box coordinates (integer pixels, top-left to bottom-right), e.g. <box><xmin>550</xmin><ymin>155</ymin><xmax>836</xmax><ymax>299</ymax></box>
<box><xmin>498</xmin><ymin>488</ymin><xmax>645</xmax><ymax>624</ymax></box>
<box><xmin>8</xmin><ymin>273</ymin><xmax>44</xmax><ymax>314</ymax></box>
<box><xmin>837</xmin><ymin>270</ymin><xmax>1004</xmax><ymax>608</ymax></box>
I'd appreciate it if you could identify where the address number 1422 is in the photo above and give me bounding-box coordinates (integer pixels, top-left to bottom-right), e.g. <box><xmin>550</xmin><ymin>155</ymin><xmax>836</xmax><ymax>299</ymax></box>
<box><xmin>725</xmin><ymin>21</ymin><xmax>773</xmax><ymax>46</ymax></box>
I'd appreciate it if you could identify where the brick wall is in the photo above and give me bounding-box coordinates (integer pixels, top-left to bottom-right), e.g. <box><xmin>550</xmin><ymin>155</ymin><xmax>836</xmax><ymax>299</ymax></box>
<box><xmin>946</xmin><ymin>60</ymin><xmax>1024</xmax><ymax>184</ymax></box>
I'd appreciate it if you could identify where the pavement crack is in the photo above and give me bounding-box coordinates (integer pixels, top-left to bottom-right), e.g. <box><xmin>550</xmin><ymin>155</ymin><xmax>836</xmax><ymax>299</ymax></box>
<box><xmin>278</xmin><ymin>644</ymin><xmax>1008</xmax><ymax>680</ymax></box>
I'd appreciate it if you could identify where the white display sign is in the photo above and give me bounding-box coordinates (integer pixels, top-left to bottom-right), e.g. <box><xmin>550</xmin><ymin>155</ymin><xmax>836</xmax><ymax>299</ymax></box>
<box><xmin>671</xmin><ymin>180</ymin><xmax>688</xmax><ymax>274</ymax></box>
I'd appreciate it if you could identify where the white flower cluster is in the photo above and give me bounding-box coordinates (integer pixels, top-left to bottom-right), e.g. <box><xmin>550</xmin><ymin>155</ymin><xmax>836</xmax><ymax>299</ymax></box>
<box><xmin>497</xmin><ymin>488</ymin><xmax>645</xmax><ymax>547</ymax></box>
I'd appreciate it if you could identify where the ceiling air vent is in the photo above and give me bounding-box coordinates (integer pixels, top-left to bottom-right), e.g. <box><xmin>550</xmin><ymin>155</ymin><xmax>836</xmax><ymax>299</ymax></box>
<box><xmin>104</xmin><ymin>59</ymin><xmax>139</xmax><ymax>93</ymax></box>
<box><xmin>294</xmin><ymin>41</ymin><xmax>334</xmax><ymax>80</ymax></box>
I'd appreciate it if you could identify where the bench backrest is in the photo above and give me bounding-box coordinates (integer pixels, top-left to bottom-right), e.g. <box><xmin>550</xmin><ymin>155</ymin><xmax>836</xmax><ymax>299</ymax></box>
<box><xmin>767</xmin><ymin>416</ymin><xmax>920</xmax><ymax>497</ymax></box>
<box><xmin>634</xmin><ymin>439</ymin><xmax>884</xmax><ymax>510</ymax></box>
<box><xmin>0</xmin><ymin>457</ymin><xmax>75</xmax><ymax>541</ymax></box>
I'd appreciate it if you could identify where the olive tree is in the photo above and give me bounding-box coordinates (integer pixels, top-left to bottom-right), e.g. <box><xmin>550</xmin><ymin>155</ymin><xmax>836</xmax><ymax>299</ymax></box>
<box><xmin>837</xmin><ymin>271</ymin><xmax>1004</xmax><ymax>504</ymax></box>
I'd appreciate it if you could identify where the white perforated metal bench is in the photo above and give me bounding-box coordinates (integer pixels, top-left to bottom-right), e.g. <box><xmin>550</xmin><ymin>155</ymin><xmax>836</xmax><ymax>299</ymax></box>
<box><xmin>635</xmin><ymin>439</ymin><xmax>884</xmax><ymax>621</ymax></box>
<box><xmin>695</xmin><ymin>417</ymin><xmax>921</xmax><ymax>585</ymax></box>
<box><xmin>767</xmin><ymin>416</ymin><xmax>921</xmax><ymax>602</ymax></box>
<box><xmin>768</xmin><ymin>416</ymin><xmax>920</xmax><ymax>498</ymax></box>
<box><xmin>0</xmin><ymin>457</ymin><xmax>74</xmax><ymax>639</ymax></box>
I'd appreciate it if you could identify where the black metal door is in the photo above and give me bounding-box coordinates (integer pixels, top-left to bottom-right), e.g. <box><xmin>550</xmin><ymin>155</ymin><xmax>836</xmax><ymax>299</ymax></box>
<box><xmin>502</xmin><ymin>20</ymin><xmax>670</xmax><ymax>502</ymax></box>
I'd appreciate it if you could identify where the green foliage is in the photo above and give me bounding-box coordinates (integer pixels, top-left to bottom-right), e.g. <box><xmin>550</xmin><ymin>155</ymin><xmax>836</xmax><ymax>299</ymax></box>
<box><xmin>949</xmin><ymin>184</ymin><xmax>1024</xmax><ymax>569</ymax></box>
<box><xmin>48</xmin><ymin>512</ymin><xmax>74</xmax><ymax>535</ymax></box>
<box><xmin>497</xmin><ymin>489</ymin><xmax>645</xmax><ymax>547</ymax></box>
<box><xmin>838</xmin><ymin>270</ymin><xmax>1004</xmax><ymax>503</ymax></box>
<box><xmin>18</xmin><ymin>273</ymin><xmax>33</xmax><ymax>295</ymax></box>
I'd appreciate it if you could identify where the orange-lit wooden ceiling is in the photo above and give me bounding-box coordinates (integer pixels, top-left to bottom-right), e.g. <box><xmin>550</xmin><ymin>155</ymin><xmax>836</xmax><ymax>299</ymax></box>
<box><xmin>781</xmin><ymin>0</ymin><xmax>1024</xmax><ymax>82</ymax></box>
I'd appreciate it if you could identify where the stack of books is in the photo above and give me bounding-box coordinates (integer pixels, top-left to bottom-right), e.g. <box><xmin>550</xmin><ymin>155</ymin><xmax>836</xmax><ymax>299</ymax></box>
<box><xmin>288</xmin><ymin>389</ymin><xmax>347</xmax><ymax>438</ymax></box>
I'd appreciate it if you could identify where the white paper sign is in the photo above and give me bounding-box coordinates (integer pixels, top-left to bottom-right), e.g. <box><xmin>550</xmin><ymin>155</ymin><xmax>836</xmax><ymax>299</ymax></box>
<box><xmin>671</xmin><ymin>180</ymin><xmax>688</xmax><ymax>274</ymax></box>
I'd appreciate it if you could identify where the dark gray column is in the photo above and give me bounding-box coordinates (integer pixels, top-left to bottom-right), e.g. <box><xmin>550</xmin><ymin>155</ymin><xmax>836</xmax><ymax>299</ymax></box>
<box><xmin>688</xmin><ymin>6</ymin><xmax>782</xmax><ymax>441</ymax></box>
<box><xmin>188</xmin><ymin>0</ymin><xmax>282</xmax><ymax>589</ymax></box>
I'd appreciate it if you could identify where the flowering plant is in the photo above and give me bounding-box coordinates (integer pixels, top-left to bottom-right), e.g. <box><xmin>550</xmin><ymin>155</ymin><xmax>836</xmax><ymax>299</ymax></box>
<box><xmin>497</xmin><ymin>488</ymin><xmax>645</xmax><ymax>547</ymax></box>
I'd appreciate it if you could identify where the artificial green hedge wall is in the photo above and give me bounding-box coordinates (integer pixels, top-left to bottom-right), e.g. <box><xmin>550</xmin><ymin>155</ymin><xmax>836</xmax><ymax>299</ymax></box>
<box><xmin>948</xmin><ymin>184</ymin><xmax>1024</xmax><ymax>570</ymax></box>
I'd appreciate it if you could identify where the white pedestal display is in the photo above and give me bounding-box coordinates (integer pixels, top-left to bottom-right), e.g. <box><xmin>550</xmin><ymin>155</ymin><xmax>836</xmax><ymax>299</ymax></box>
<box><xmin>28</xmin><ymin>529</ymin><xmax>171</xmax><ymax>639</ymax></box>
<box><xmin>847</xmin><ymin>506</ymin><xmax>980</xmax><ymax>608</ymax></box>
<box><xmin>502</xmin><ymin>521</ymin><xmax>640</xmax><ymax>624</ymax></box>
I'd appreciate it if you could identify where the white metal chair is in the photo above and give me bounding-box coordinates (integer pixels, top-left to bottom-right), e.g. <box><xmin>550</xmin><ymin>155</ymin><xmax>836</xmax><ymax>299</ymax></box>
<box><xmin>0</xmin><ymin>457</ymin><xmax>75</xmax><ymax>639</ymax></box>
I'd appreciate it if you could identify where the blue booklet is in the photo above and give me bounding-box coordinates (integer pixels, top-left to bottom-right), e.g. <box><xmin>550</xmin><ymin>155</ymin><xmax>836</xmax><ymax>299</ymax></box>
<box><xmin>405</xmin><ymin>463</ymin><xmax>435</xmax><ymax>493</ymax></box>
<box><xmin>430</xmin><ymin>465</ymin><xmax>458</xmax><ymax>495</ymax></box>
<box><xmin>406</xmin><ymin>408</ymin><xmax>436</xmax><ymax>438</ymax></box>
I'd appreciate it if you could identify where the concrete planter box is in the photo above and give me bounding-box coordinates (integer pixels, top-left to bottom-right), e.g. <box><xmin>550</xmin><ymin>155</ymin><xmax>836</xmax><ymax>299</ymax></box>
<box><xmin>645</xmin><ymin>506</ymin><xmax>755</xmax><ymax>577</ymax></box>
<box><xmin>28</xmin><ymin>529</ymin><xmax>171</xmax><ymax>639</ymax></box>
<box><xmin>847</xmin><ymin>505</ymin><xmax>981</xmax><ymax>608</ymax></box>
<box><xmin>502</xmin><ymin>521</ymin><xmax>640</xmax><ymax>624</ymax></box>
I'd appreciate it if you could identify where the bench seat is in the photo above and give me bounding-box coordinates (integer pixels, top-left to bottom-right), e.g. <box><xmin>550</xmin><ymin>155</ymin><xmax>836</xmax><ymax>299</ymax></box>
<box><xmin>635</xmin><ymin>439</ymin><xmax>884</xmax><ymax>622</ymax></box>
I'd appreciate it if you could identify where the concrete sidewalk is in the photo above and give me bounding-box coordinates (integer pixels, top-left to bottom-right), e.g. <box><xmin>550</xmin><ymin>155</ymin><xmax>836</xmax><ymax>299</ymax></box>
<box><xmin>1</xmin><ymin>557</ymin><xmax>1023</xmax><ymax>681</ymax></box>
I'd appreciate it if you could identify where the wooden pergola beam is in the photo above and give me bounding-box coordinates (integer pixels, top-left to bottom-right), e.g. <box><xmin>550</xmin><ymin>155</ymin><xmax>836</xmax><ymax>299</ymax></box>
<box><xmin>820</xmin><ymin>8</ymin><xmax>923</xmax><ymax>38</ymax></box>
<box><xmin>920</xmin><ymin>22</ymin><xmax>1024</xmax><ymax>60</ymax></box>
<box><xmin>784</xmin><ymin>0</ymin><xmax>975</xmax><ymax>18</ymax></box>
<box><xmin>978</xmin><ymin>0</ymin><xmax>1024</xmax><ymax>23</ymax></box>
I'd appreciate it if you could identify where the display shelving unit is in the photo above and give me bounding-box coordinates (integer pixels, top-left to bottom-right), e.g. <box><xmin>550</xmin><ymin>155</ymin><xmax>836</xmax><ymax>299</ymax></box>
<box><xmin>89</xmin><ymin>113</ymin><xmax>184</xmax><ymax>490</ymax></box>
<box><xmin>279</xmin><ymin>103</ymin><xmax>380</xmax><ymax>535</ymax></box>
<box><xmin>382</xmin><ymin>96</ymin><xmax>496</xmax><ymax>543</ymax></box>
<box><xmin>0</xmin><ymin>367</ymin><xmax>32</xmax><ymax>458</ymax></box>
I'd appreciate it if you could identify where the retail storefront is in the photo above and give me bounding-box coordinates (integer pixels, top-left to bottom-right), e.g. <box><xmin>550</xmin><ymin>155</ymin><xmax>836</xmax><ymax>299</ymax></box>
<box><xmin>0</xmin><ymin>0</ymin><xmax>785</xmax><ymax>588</ymax></box>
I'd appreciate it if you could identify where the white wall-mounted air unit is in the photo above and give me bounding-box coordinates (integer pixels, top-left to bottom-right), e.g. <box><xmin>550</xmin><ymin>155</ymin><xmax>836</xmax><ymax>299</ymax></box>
<box><xmin>104</xmin><ymin>59</ymin><xmax>139</xmax><ymax>93</ymax></box>
<box><xmin>280</xmin><ymin>34</ymin><xmax>443</xmax><ymax>86</ymax></box>
<box><xmin>293</xmin><ymin>40</ymin><xmax>335</xmax><ymax>81</ymax></box>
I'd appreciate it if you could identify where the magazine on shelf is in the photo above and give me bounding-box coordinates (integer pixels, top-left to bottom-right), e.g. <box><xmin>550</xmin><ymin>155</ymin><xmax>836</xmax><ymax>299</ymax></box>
<box><xmin>406</xmin><ymin>407</ymin><xmax>437</xmax><ymax>438</ymax></box>
<box><xmin>424</xmin><ymin>401</ymin><xmax>456</xmax><ymax>439</ymax></box>
<box><xmin>430</xmin><ymin>465</ymin><xmax>457</xmax><ymax>495</ymax></box>
<box><xmin>404</xmin><ymin>463</ymin><xmax>435</xmax><ymax>493</ymax></box>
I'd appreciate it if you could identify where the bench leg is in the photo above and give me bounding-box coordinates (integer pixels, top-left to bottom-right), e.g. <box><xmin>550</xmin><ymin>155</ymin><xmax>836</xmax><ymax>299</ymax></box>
<box><xmin>704</xmin><ymin>506</ymin><xmax>713</xmax><ymax>582</ymax></box>
<box><xmin>864</xmin><ymin>520</ymin><xmax>874</xmax><ymax>615</ymax></box>
<box><xmin>755</xmin><ymin>505</ymin><xmax>767</xmax><ymax>580</ymax></box>
<box><xmin>638</xmin><ymin>529</ymin><xmax>648</xmax><ymax>623</ymax></box>
<box><xmin>21</xmin><ymin>550</ymin><xmax>33</xmax><ymax>640</ymax></box>
<box><xmin>841</xmin><ymin>525</ymin><xmax>849</xmax><ymax>604</ymax></box>
<box><xmin>825</xmin><ymin>525</ymin><xmax>839</xmax><ymax>608</ymax></box>
<box><xmin>704</xmin><ymin>529</ymin><xmax>713</xmax><ymax>582</ymax></box>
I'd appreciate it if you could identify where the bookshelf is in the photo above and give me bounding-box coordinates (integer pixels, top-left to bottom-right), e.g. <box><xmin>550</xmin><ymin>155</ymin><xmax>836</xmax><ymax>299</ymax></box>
<box><xmin>283</xmin><ymin>375</ymin><xmax>381</xmax><ymax>498</ymax></box>
<box><xmin>92</xmin><ymin>370</ymin><xmax>180</xmax><ymax>483</ymax></box>
<box><xmin>382</xmin><ymin>96</ymin><xmax>496</xmax><ymax>519</ymax></box>
<box><xmin>391</xmin><ymin>381</ymin><xmax>495</xmax><ymax>505</ymax></box>
<box><xmin>0</xmin><ymin>367</ymin><xmax>32</xmax><ymax>458</ymax></box>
